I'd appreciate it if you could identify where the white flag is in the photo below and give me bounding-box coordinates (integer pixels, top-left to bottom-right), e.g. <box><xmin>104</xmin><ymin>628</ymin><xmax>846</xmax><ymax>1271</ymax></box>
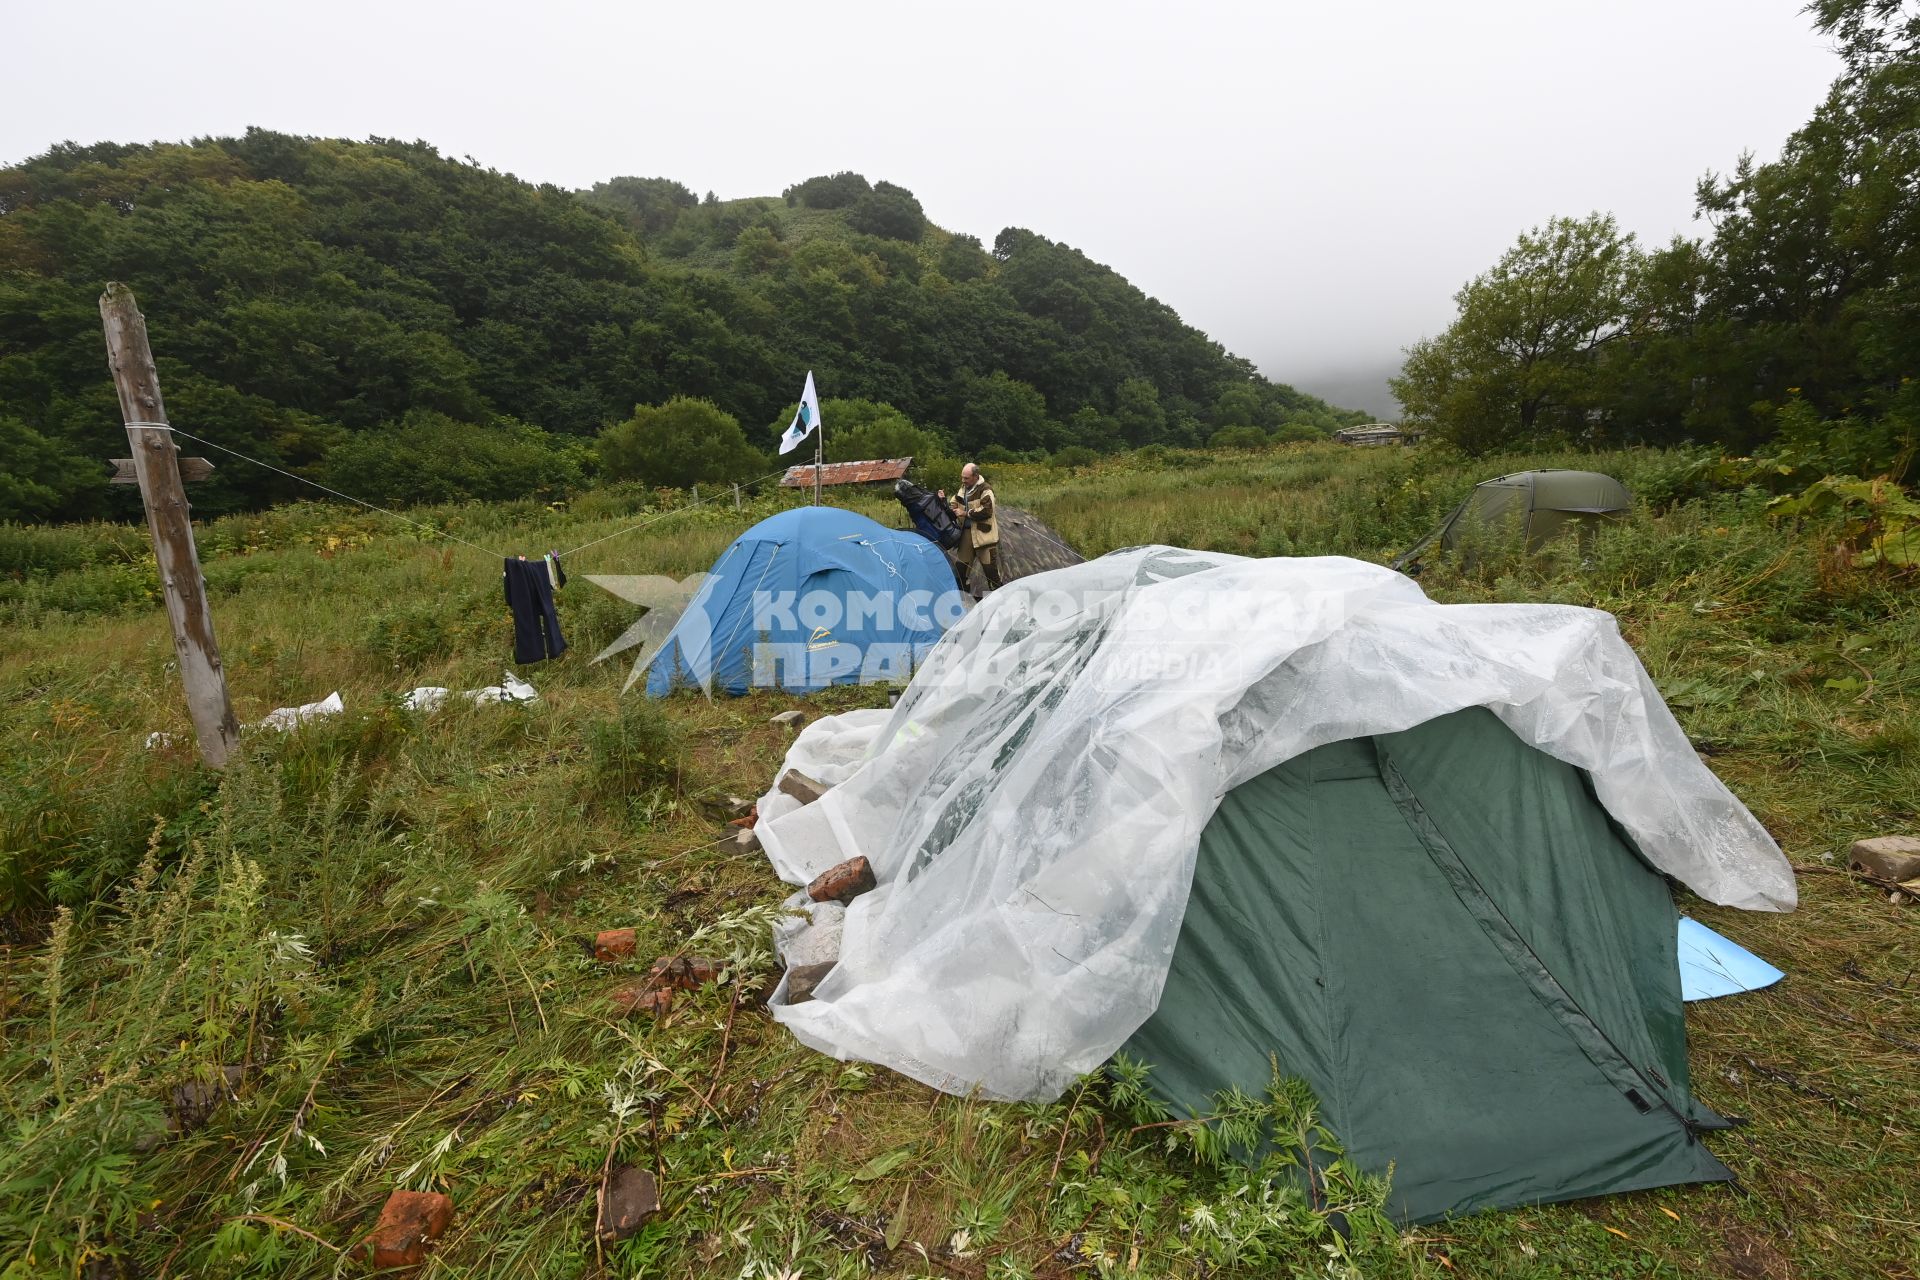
<box><xmin>778</xmin><ymin>371</ymin><xmax>823</xmax><ymax>455</ymax></box>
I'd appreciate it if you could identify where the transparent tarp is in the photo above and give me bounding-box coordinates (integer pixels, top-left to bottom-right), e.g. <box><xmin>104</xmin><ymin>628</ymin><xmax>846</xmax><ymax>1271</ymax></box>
<box><xmin>756</xmin><ymin>549</ymin><xmax>1795</xmax><ymax>1102</ymax></box>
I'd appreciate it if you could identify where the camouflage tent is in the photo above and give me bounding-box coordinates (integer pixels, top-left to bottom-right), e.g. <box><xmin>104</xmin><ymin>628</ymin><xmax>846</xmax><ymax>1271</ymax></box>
<box><xmin>1392</xmin><ymin>470</ymin><xmax>1632</xmax><ymax>571</ymax></box>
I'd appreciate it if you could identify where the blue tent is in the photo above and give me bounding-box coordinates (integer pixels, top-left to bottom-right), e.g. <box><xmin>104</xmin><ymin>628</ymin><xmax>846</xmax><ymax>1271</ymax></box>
<box><xmin>645</xmin><ymin>507</ymin><xmax>962</xmax><ymax>696</ymax></box>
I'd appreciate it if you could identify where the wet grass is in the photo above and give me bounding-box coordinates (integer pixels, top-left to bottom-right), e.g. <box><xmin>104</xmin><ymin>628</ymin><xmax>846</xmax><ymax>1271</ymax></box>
<box><xmin>2</xmin><ymin>442</ymin><xmax>1915</xmax><ymax>1278</ymax></box>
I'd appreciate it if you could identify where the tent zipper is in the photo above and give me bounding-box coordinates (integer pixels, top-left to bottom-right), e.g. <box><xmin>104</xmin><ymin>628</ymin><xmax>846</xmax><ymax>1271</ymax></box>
<box><xmin>1374</xmin><ymin>745</ymin><xmax>1695</xmax><ymax>1136</ymax></box>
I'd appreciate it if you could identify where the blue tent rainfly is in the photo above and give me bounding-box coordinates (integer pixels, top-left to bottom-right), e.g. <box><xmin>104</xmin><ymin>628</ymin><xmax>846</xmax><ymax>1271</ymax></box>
<box><xmin>645</xmin><ymin>507</ymin><xmax>962</xmax><ymax>696</ymax></box>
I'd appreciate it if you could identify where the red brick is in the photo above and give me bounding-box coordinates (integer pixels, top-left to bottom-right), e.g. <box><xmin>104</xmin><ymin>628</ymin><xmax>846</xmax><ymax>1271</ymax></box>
<box><xmin>593</xmin><ymin>928</ymin><xmax>637</xmax><ymax>962</ymax></box>
<box><xmin>609</xmin><ymin>981</ymin><xmax>674</xmax><ymax>1018</ymax></box>
<box><xmin>647</xmin><ymin>955</ymin><xmax>723</xmax><ymax>991</ymax></box>
<box><xmin>359</xmin><ymin>1190</ymin><xmax>452</xmax><ymax>1270</ymax></box>
<box><xmin>807</xmin><ymin>856</ymin><xmax>876</xmax><ymax>904</ymax></box>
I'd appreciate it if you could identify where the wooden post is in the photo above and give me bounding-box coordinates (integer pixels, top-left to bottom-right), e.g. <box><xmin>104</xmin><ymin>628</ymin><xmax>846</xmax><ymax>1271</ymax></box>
<box><xmin>732</xmin><ymin>483</ymin><xmax>741</xmax><ymax>512</ymax></box>
<box><xmin>100</xmin><ymin>283</ymin><xmax>240</xmax><ymax>768</ymax></box>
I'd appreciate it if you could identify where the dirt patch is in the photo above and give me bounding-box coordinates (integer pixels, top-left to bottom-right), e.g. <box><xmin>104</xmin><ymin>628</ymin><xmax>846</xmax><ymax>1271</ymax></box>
<box><xmin>1715</xmin><ymin>1219</ymin><xmax>1795</xmax><ymax>1280</ymax></box>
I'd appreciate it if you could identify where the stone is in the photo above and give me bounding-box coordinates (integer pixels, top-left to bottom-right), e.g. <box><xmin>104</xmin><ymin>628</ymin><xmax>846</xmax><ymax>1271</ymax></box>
<box><xmin>807</xmin><ymin>856</ymin><xmax>876</xmax><ymax>904</ymax></box>
<box><xmin>168</xmin><ymin>1065</ymin><xmax>244</xmax><ymax>1134</ymax></box>
<box><xmin>593</xmin><ymin>928</ymin><xmax>637</xmax><ymax>962</ymax></box>
<box><xmin>770</xmin><ymin>710</ymin><xmax>807</xmax><ymax>728</ymax></box>
<box><xmin>359</xmin><ymin>1190</ymin><xmax>453</xmax><ymax>1270</ymax></box>
<box><xmin>1849</xmin><ymin>836</ymin><xmax>1920</xmax><ymax>883</ymax></box>
<box><xmin>729</xmin><ymin>826</ymin><xmax>761</xmax><ymax>853</ymax></box>
<box><xmin>784</xmin><ymin>961</ymin><xmax>837</xmax><ymax>1005</ymax></box>
<box><xmin>595</xmin><ymin>1164</ymin><xmax>660</xmax><ymax>1243</ymax></box>
<box><xmin>777</xmin><ymin>769</ymin><xmax>829</xmax><ymax>805</ymax></box>
<box><xmin>702</xmin><ymin>793</ymin><xmax>756</xmax><ymax>823</ymax></box>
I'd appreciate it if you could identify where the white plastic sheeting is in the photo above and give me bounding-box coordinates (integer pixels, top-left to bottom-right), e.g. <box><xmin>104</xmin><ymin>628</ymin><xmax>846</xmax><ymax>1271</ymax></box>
<box><xmin>757</xmin><ymin>548</ymin><xmax>1796</xmax><ymax>1103</ymax></box>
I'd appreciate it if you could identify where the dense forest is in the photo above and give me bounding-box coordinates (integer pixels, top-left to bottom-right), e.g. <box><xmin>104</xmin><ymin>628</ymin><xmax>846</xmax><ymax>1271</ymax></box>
<box><xmin>0</xmin><ymin>136</ymin><xmax>1362</xmax><ymax>522</ymax></box>
<box><xmin>1395</xmin><ymin>0</ymin><xmax>1920</xmax><ymax>480</ymax></box>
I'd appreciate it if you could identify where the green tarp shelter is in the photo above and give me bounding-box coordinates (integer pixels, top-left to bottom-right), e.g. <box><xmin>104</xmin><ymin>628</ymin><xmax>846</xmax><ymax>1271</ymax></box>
<box><xmin>1124</xmin><ymin>705</ymin><xmax>1732</xmax><ymax>1223</ymax></box>
<box><xmin>1393</xmin><ymin>469</ymin><xmax>1632</xmax><ymax>571</ymax></box>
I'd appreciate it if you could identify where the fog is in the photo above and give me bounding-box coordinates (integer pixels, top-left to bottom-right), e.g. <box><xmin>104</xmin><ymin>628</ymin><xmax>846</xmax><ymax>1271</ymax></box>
<box><xmin>8</xmin><ymin>0</ymin><xmax>1842</xmax><ymax>419</ymax></box>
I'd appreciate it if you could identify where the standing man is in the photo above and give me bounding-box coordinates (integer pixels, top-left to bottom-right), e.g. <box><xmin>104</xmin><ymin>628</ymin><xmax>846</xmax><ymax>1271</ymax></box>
<box><xmin>949</xmin><ymin>462</ymin><xmax>1001</xmax><ymax>598</ymax></box>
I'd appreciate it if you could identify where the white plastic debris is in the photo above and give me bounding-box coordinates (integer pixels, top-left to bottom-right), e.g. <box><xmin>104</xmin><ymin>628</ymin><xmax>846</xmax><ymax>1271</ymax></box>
<box><xmin>143</xmin><ymin>731</ymin><xmax>177</xmax><ymax>749</ymax></box>
<box><xmin>401</xmin><ymin>687</ymin><xmax>451</xmax><ymax>712</ymax></box>
<box><xmin>401</xmin><ymin>671</ymin><xmax>538</xmax><ymax>712</ymax></box>
<box><xmin>256</xmin><ymin>691</ymin><xmax>344</xmax><ymax>732</ymax></box>
<box><xmin>472</xmin><ymin>671</ymin><xmax>539</xmax><ymax>705</ymax></box>
<box><xmin>758</xmin><ymin>548</ymin><xmax>1798</xmax><ymax>1102</ymax></box>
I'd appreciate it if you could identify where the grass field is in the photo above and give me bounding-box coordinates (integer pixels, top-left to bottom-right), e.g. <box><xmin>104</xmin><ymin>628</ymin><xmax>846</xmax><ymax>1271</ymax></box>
<box><xmin>2</xmin><ymin>443</ymin><xmax>1916</xmax><ymax>1279</ymax></box>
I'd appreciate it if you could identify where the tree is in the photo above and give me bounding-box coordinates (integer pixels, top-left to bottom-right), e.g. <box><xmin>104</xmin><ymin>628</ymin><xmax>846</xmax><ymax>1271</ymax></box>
<box><xmin>1273</xmin><ymin>422</ymin><xmax>1326</xmax><ymax>444</ymax></box>
<box><xmin>949</xmin><ymin>371</ymin><xmax>1057</xmax><ymax>454</ymax></box>
<box><xmin>782</xmin><ymin>172</ymin><xmax>871</xmax><ymax>209</ymax></box>
<box><xmin>1393</xmin><ymin>214</ymin><xmax>1641</xmax><ymax>455</ymax></box>
<box><xmin>599</xmin><ymin>398</ymin><xmax>765</xmax><ymax>489</ymax></box>
<box><xmin>581</xmin><ymin>176</ymin><xmax>697</xmax><ymax>236</ymax></box>
<box><xmin>815</xmin><ymin>398</ymin><xmax>951</xmax><ymax>463</ymax></box>
<box><xmin>938</xmin><ymin>234</ymin><xmax>990</xmax><ymax>282</ymax></box>
<box><xmin>0</xmin><ymin>417</ymin><xmax>100</xmax><ymax>522</ymax></box>
<box><xmin>1114</xmin><ymin>377</ymin><xmax>1167</xmax><ymax>447</ymax></box>
<box><xmin>1213</xmin><ymin>383</ymin><xmax>1262</xmax><ymax>427</ymax></box>
<box><xmin>845</xmin><ymin>184</ymin><xmax>926</xmax><ymax>241</ymax></box>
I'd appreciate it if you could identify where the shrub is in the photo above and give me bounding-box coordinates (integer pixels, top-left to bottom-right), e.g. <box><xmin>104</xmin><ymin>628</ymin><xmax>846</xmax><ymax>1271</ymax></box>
<box><xmin>599</xmin><ymin>398</ymin><xmax>767</xmax><ymax>490</ymax></box>
<box><xmin>1208</xmin><ymin>425</ymin><xmax>1268</xmax><ymax>451</ymax></box>
<box><xmin>1273</xmin><ymin>422</ymin><xmax>1327</xmax><ymax>444</ymax></box>
<box><xmin>325</xmin><ymin>412</ymin><xmax>584</xmax><ymax>506</ymax></box>
<box><xmin>586</xmin><ymin>699</ymin><xmax>684</xmax><ymax>801</ymax></box>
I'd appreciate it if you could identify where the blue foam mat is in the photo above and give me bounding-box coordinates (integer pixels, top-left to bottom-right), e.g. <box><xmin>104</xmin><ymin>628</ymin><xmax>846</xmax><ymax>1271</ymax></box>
<box><xmin>1679</xmin><ymin>916</ymin><xmax>1785</xmax><ymax>1001</ymax></box>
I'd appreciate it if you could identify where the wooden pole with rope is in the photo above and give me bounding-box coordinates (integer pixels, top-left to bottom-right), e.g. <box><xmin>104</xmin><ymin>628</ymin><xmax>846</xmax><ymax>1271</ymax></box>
<box><xmin>99</xmin><ymin>283</ymin><xmax>241</xmax><ymax>768</ymax></box>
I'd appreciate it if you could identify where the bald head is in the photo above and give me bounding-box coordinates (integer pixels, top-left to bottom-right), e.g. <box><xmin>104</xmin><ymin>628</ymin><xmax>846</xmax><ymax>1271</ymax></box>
<box><xmin>961</xmin><ymin>462</ymin><xmax>979</xmax><ymax>485</ymax></box>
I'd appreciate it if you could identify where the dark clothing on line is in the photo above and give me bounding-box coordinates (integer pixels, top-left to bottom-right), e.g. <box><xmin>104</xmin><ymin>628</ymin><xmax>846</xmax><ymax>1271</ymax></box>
<box><xmin>504</xmin><ymin>556</ymin><xmax>567</xmax><ymax>663</ymax></box>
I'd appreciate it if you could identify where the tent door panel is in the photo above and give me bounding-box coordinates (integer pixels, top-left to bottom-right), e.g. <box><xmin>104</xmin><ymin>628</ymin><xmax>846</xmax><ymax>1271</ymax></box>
<box><xmin>1373</xmin><ymin>743</ymin><xmax>1689</xmax><ymax>1125</ymax></box>
<box><xmin>1299</xmin><ymin>761</ymin><xmax>1689</xmax><ymax>1220</ymax></box>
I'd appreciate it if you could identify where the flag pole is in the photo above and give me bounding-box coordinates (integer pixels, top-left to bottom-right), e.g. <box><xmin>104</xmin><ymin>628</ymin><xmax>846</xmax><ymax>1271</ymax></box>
<box><xmin>813</xmin><ymin>403</ymin><xmax>823</xmax><ymax>506</ymax></box>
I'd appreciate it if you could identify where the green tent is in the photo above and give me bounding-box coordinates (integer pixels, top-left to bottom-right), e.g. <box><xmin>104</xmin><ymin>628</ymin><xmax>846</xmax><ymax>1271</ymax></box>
<box><xmin>1392</xmin><ymin>470</ymin><xmax>1632</xmax><ymax>571</ymax></box>
<box><xmin>1123</xmin><ymin>705</ymin><xmax>1732</xmax><ymax>1224</ymax></box>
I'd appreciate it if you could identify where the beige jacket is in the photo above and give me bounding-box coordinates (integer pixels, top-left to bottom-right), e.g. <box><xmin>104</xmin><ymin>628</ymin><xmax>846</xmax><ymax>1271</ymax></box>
<box><xmin>958</xmin><ymin>480</ymin><xmax>999</xmax><ymax>549</ymax></box>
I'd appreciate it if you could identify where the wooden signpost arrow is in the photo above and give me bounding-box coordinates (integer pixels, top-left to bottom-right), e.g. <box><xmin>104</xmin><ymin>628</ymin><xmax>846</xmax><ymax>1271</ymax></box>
<box><xmin>109</xmin><ymin>456</ymin><xmax>215</xmax><ymax>485</ymax></box>
<box><xmin>99</xmin><ymin>282</ymin><xmax>241</xmax><ymax>768</ymax></box>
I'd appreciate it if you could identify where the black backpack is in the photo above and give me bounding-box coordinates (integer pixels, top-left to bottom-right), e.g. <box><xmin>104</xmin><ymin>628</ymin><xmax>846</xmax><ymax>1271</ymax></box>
<box><xmin>894</xmin><ymin>479</ymin><xmax>961</xmax><ymax>550</ymax></box>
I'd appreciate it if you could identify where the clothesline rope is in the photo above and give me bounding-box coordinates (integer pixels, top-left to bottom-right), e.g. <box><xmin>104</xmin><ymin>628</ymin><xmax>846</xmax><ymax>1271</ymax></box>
<box><xmin>129</xmin><ymin>421</ymin><xmax>1079</xmax><ymax>573</ymax></box>
<box><xmin>151</xmin><ymin>422</ymin><xmax>515</xmax><ymax>559</ymax></box>
<box><xmin>554</xmin><ymin>467</ymin><xmax>792</xmax><ymax>558</ymax></box>
<box><xmin>130</xmin><ymin>419</ymin><xmax>790</xmax><ymax>564</ymax></box>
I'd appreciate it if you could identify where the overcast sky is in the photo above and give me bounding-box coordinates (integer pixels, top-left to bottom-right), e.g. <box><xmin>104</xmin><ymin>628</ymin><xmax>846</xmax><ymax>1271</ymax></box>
<box><xmin>11</xmin><ymin>1</ymin><xmax>1841</xmax><ymax>419</ymax></box>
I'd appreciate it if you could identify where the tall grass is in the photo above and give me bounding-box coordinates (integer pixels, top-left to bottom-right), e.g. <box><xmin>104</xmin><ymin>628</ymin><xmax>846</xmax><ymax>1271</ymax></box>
<box><xmin>1</xmin><ymin>441</ymin><xmax>1915</xmax><ymax>1278</ymax></box>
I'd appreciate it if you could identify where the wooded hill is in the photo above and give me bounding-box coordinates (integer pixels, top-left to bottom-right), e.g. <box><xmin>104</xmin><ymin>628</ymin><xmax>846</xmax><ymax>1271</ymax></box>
<box><xmin>0</xmin><ymin>132</ymin><xmax>1363</xmax><ymax>522</ymax></box>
